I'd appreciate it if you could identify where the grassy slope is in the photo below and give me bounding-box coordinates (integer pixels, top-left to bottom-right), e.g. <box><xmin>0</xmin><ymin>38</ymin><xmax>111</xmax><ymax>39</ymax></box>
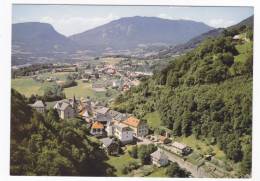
<box><xmin>147</xmin><ymin>167</ymin><xmax>167</xmax><ymax>177</ymax></box>
<box><xmin>175</xmin><ymin>135</ymin><xmax>226</xmax><ymax>160</ymax></box>
<box><xmin>11</xmin><ymin>72</ymin><xmax>70</xmax><ymax>97</ymax></box>
<box><xmin>12</xmin><ymin>73</ymin><xmax>120</xmax><ymax>103</ymax></box>
<box><xmin>64</xmin><ymin>81</ymin><xmax>95</xmax><ymax>98</ymax></box>
<box><xmin>234</xmin><ymin>41</ymin><xmax>252</xmax><ymax>63</ymax></box>
<box><xmin>11</xmin><ymin>78</ymin><xmax>51</xmax><ymax>97</ymax></box>
<box><xmin>144</xmin><ymin>111</ymin><xmax>161</xmax><ymax>129</ymax></box>
<box><xmin>105</xmin><ymin>145</ymin><xmax>140</xmax><ymax>176</ymax></box>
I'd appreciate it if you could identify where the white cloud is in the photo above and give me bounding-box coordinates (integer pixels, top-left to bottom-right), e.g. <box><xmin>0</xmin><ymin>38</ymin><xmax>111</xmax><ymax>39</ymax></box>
<box><xmin>157</xmin><ymin>13</ymin><xmax>175</xmax><ymax>20</ymax></box>
<box><xmin>157</xmin><ymin>13</ymin><xmax>194</xmax><ymax>21</ymax></box>
<box><xmin>208</xmin><ymin>18</ymin><xmax>236</xmax><ymax>28</ymax></box>
<box><xmin>39</xmin><ymin>13</ymin><xmax>119</xmax><ymax>36</ymax></box>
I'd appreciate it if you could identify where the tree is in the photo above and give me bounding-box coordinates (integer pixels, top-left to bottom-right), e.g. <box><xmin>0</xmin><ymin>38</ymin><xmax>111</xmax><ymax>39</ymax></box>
<box><xmin>182</xmin><ymin>111</ymin><xmax>192</xmax><ymax>137</ymax></box>
<box><xmin>226</xmin><ymin>138</ymin><xmax>243</xmax><ymax>162</ymax></box>
<box><xmin>240</xmin><ymin>144</ymin><xmax>252</xmax><ymax>175</ymax></box>
<box><xmin>137</xmin><ymin>144</ymin><xmax>157</xmax><ymax>165</ymax></box>
<box><xmin>166</xmin><ymin>163</ymin><xmax>190</xmax><ymax>177</ymax></box>
<box><xmin>10</xmin><ymin>89</ymin><xmax>114</xmax><ymax>176</ymax></box>
<box><xmin>62</xmin><ymin>75</ymin><xmax>77</xmax><ymax>88</ymax></box>
<box><xmin>221</xmin><ymin>52</ymin><xmax>234</xmax><ymax>67</ymax></box>
<box><xmin>43</xmin><ymin>84</ymin><xmax>66</xmax><ymax>101</ymax></box>
<box><xmin>129</xmin><ymin>145</ymin><xmax>138</xmax><ymax>159</ymax></box>
<box><xmin>247</xmin><ymin>30</ymin><xmax>253</xmax><ymax>41</ymax></box>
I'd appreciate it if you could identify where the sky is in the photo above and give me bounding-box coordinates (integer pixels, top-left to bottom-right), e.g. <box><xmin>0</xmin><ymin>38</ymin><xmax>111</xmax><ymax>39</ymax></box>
<box><xmin>12</xmin><ymin>5</ymin><xmax>253</xmax><ymax>36</ymax></box>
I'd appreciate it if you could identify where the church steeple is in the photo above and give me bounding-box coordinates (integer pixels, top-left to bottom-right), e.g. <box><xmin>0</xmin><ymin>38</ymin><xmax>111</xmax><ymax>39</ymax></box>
<box><xmin>72</xmin><ymin>94</ymin><xmax>77</xmax><ymax>109</ymax></box>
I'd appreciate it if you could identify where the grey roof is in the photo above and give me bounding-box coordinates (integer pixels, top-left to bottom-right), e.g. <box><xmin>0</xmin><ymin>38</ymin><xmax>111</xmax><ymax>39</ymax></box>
<box><xmin>60</xmin><ymin>102</ymin><xmax>71</xmax><ymax>111</ymax></box>
<box><xmin>96</xmin><ymin>113</ymin><xmax>112</xmax><ymax>123</ymax></box>
<box><xmin>100</xmin><ymin>137</ymin><xmax>114</xmax><ymax>147</ymax></box>
<box><xmin>114</xmin><ymin>113</ymin><xmax>127</xmax><ymax>121</ymax></box>
<box><xmin>54</xmin><ymin>102</ymin><xmax>72</xmax><ymax>111</ymax></box>
<box><xmin>150</xmin><ymin>149</ymin><xmax>168</xmax><ymax>160</ymax></box>
<box><xmin>108</xmin><ymin>110</ymin><xmax>127</xmax><ymax>121</ymax></box>
<box><xmin>108</xmin><ymin>110</ymin><xmax>120</xmax><ymax>117</ymax></box>
<box><xmin>96</xmin><ymin>107</ymin><xmax>109</xmax><ymax>115</ymax></box>
<box><xmin>31</xmin><ymin>100</ymin><xmax>45</xmax><ymax>108</ymax></box>
<box><xmin>172</xmin><ymin>142</ymin><xmax>188</xmax><ymax>150</ymax></box>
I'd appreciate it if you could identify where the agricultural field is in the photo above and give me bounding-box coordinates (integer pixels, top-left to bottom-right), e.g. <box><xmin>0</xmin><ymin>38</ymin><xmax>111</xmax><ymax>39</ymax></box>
<box><xmin>11</xmin><ymin>72</ymin><xmax>120</xmax><ymax>102</ymax></box>
<box><xmin>64</xmin><ymin>81</ymin><xmax>95</xmax><ymax>98</ymax></box>
<box><xmin>11</xmin><ymin>77</ymin><xmax>49</xmax><ymax>97</ymax></box>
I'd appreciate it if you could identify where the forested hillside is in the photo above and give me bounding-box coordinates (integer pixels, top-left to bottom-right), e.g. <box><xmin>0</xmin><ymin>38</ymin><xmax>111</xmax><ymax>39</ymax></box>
<box><xmin>10</xmin><ymin>89</ymin><xmax>113</xmax><ymax>176</ymax></box>
<box><xmin>112</xmin><ymin>25</ymin><xmax>253</xmax><ymax>175</ymax></box>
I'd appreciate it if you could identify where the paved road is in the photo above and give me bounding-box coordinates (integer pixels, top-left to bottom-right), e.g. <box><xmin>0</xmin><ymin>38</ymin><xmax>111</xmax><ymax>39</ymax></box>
<box><xmin>136</xmin><ymin>137</ymin><xmax>210</xmax><ymax>177</ymax></box>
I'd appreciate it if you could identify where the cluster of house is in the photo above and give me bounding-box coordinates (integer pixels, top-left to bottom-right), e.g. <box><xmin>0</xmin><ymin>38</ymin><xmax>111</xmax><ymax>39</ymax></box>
<box><xmin>29</xmin><ymin>97</ymin><xmax>148</xmax><ymax>138</ymax></box>
<box><xmin>82</xmin><ymin>62</ymin><xmax>148</xmax><ymax>93</ymax></box>
<box><xmin>30</xmin><ymin>97</ymin><xmax>148</xmax><ymax>138</ymax></box>
<box><xmin>29</xmin><ymin>98</ymin><xmax>191</xmax><ymax>168</ymax></box>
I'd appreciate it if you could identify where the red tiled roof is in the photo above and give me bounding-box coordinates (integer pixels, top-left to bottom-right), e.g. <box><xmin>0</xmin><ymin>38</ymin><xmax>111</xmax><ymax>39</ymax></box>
<box><xmin>122</xmin><ymin>117</ymin><xmax>141</xmax><ymax>128</ymax></box>
<box><xmin>91</xmin><ymin>122</ymin><xmax>104</xmax><ymax>129</ymax></box>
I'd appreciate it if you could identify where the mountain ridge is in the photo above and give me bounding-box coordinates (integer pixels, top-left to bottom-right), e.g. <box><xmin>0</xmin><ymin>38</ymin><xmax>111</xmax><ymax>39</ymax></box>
<box><xmin>69</xmin><ymin>16</ymin><xmax>213</xmax><ymax>54</ymax></box>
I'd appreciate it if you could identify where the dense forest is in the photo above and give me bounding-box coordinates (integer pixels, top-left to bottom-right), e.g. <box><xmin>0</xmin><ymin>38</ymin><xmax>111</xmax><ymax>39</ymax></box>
<box><xmin>10</xmin><ymin>89</ymin><xmax>114</xmax><ymax>176</ymax></box>
<box><xmin>112</xmin><ymin>25</ymin><xmax>253</xmax><ymax>175</ymax></box>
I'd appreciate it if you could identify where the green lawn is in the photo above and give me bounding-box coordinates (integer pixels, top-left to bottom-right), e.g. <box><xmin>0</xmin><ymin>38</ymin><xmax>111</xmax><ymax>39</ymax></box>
<box><xmin>147</xmin><ymin>167</ymin><xmax>167</xmax><ymax>177</ymax></box>
<box><xmin>11</xmin><ymin>72</ymin><xmax>71</xmax><ymax>97</ymax></box>
<box><xmin>106</xmin><ymin>145</ymin><xmax>140</xmax><ymax>176</ymax></box>
<box><xmin>11</xmin><ymin>77</ymin><xmax>52</xmax><ymax>97</ymax></box>
<box><xmin>64</xmin><ymin>81</ymin><xmax>95</xmax><ymax>98</ymax></box>
<box><xmin>144</xmin><ymin>111</ymin><xmax>161</xmax><ymax>129</ymax></box>
<box><xmin>12</xmin><ymin>75</ymin><xmax>119</xmax><ymax>101</ymax></box>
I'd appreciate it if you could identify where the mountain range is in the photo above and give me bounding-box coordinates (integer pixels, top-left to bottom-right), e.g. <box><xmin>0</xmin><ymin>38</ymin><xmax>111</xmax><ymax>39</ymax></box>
<box><xmin>12</xmin><ymin>16</ymin><xmax>213</xmax><ymax>64</ymax></box>
<box><xmin>69</xmin><ymin>16</ymin><xmax>213</xmax><ymax>54</ymax></box>
<box><xmin>12</xmin><ymin>15</ymin><xmax>253</xmax><ymax>65</ymax></box>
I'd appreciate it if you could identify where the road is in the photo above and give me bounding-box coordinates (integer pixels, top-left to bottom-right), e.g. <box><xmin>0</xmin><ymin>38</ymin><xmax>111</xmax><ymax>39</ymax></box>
<box><xmin>160</xmin><ymin>145</ymin><xmax>212</xmax><ymax>178</ymax></box>
<box><xmin>136</xmin><ymin>136</ymin><xmax>212</xmax><ymax>178</ymax></box>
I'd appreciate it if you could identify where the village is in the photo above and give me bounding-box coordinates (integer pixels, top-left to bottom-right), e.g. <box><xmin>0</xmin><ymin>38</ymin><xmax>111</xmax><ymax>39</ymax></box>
<box><xmin>28</xmin><ymin>94</ymin><xmax>237</xmax><ymax>177</ymax></box>
<box><xmin>22</xmin><ymin>57</ymin><xmax>196</xmax><ymax>175</ymax></box>
<box><xmin>29</xmin><ymin>94</ymin><xmax>197</xmax><ymax>176</ymax></box>
<box><xmin>12</xmin><ymin>56</ymin><xmax>237</xmax><ymax>177</ymax></box>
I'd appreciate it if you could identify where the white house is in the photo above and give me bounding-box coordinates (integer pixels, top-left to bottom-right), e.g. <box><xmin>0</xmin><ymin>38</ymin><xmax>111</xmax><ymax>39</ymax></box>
<box><xmin>106</xmin><ymin>120</ymin><xmax>133</xmax><ymax>144</ymax></box>
<box><xmin>54</xmin><ymin>101</ymin><xmax>75</xmax><ymax>119</ymax></box>
<box><xmin>29</xmin><ymin>100</ymin><xmax>45</xmax><ymax>113</ymax></box>
<box><xmin>122</xmin><ymin>117</ymin><xmax>149</xmax><ymax>137</ymax></box>
<box><xmin>150</xmin><ymin>149</ymin><xmax>169</xmax><ymax>167</ymax></box>
<box><xmin>114</xmin><ymin>122</ymin><xmax>133</xmax><ymax>144</ymax></box>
